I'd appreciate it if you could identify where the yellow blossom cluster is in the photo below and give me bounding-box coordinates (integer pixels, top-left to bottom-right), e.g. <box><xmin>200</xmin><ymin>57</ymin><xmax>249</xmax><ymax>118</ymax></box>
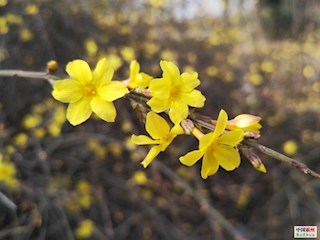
<box><xmin>22</xmin><ymin>99</ymin><xmax>66</xmax><ymax>138</ymax></box>
<box><xmin>76</xmin><ymin>180</ymin><xmax>93</xmax><ymax>209</ymax></box>
<box><xmin>52</xmin><ymin>58</ymin><xmax>262</xmax><ymax>178</ymax></box>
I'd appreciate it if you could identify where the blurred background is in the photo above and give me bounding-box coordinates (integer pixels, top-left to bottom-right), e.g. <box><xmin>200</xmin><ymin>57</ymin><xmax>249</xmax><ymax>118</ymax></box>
<box><xmin>1</xmin><ymin>0</ymin><xmax>320</xmax><ymax>239</ymax></box>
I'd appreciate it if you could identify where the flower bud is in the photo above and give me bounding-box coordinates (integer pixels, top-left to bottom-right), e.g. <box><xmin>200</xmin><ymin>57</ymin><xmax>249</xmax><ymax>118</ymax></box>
<box><xmin>47</xmin><ymin>60</ymin><xmax>58</xmax><ymax>73</ymax></box>
<box><xmin>226</xmin><ymin>114</ymin><xmax>262</xmax><ymax>134</ymax></box>
<box><xmin>240</xmin><ymin>145</ymin><xmax>266</xmax><ymax>173</ymax></box>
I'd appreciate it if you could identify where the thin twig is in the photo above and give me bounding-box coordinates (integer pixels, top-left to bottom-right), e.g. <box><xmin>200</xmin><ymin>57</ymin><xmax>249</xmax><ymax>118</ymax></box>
<box><xmin>0</xmin><ymin>207</ymin><xmax>38</xmax><ymax>239</ymax></box>
<box><xmin>244</xmin><ymin>140</ymin><xmax>320</xmax><ymax>180</ymax></box>
<box><xmin>155</xmin><ymin>161</ymin><xmax>248</xmax><ymax>240</ymax></box>
<box><xmin>0</xmin><ymin>191</ymin><xmax>17</xmax><ymax>211</ymax></box>
<box><xmin>0</xmin><ymin>70</ymin><xmax>59</xmax><ymax>85</ymax></box>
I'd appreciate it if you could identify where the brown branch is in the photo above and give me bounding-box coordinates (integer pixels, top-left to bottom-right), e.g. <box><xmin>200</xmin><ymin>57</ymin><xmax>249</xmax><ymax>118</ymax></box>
<box><xmin>154</xmin><ymin>161</ymin><xmax>248</xmax><ymax>240</ymax></box>
<box><xmin>244</xmin><ymin>140</ymin><xmax>320</xmax><ymax>180</ymax></box>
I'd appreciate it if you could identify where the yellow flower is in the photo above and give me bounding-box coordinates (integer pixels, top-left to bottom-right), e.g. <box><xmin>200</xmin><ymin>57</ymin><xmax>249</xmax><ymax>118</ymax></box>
<box><xmin>131</xmin><ymin>111</ymin><xmax>182</xmax><ymax>168</ymax></box>
<box><xmin>0</xmin><ymin>156</ymin><xmax>18</xmax><ymax>187</ymax></box>
<box><xmin>226</xmin><ymin>114</ymin><xmax>262</xmax><ymax>134</ymax></box>
<box><xmin>147</xmin><ymin>61</ymin><xmax>205</xmax><ymax>124</ymax></box>
<box><xmin>75</xmin><ymin>219</ymin><xmax>94</xmax><ymax>239</ymax></box>
<box><xmin>76</xmin><ymin>180</ymin><xmax>91</xmax><ymax>193</ymax></box>
<box><xmin>52</xmin><ymin>59</ymin><xmax>129</xmax><ymax>125</ymax></box>
<box><xmin>14</xmin><ymin>133</ymin><xmax>28</xmax><ymax>146</ymax></box>
<box><xmin>120</xmin><ymin>46</ymin><xmax>135</xmax><ymax>62</ymax></box>
<box><xmin>180</xmin><ymin>110</ymin><xmax>244</xmax><ymax>179</ymax></box>
<box><xmin>128</xmin><ymin>60</ymin><xmax>153</xmax><ymax>89</ymax></box>
<box><xmin>283</xmin><ymin>140</ymin><xmax>298</xmax><ymax>155</ymax></box>
<box><xmin>84</xmin><ymin>38</ymin><xmax>98</xmax><ymax>57</ymax></box>
<box><xmin>131</xmin><ymin>171</ymin><xmax>148</xmax><ymax>185</ymax></box>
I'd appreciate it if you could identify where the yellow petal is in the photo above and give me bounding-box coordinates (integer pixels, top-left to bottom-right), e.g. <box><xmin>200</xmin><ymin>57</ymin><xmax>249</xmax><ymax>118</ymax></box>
<box><xmin>202</xmin><ymin>149</ymin><xmax>219</xmax><ymax>178</ymax></box>
<box><xmin>214</xmin><ymin>145</ymin><xmax>241</xmax><ymax>171</ymax></box>
<box><xmin>66</xmin><ymin>98</ymin><xmax>92</xmax><ymax>125</ymax></box>
<box><xmin>129</xmin><ymin>60</ymin><xmax>140</xmax><ymax>88</ymax></box>
<box><xmin>180</xmin><ymin>90</ymin><xmax>206</xmax><ymax>108</ymax></box>
<box><xmin>179</xmin><ymin>149</ymin><xmax>204</xmax><ymax>166</ymax></box>
<box><xmin>52</xmin><ymin>79</ymin><xmax>83</xmax><ymax>103</ymax></box>
<box><xmin>139</xmin><ymin>72</ymin><xmax>153</xmax><ymax>88</ymax></box>
<box><xmin>131</xmin><ymin>135</ymin><xmax>160</xmax><ymax>145</ymax></box>
<box><xmin>66</xmin><ymin>60</ymin><xmax>92</xmax><ymax>84</ymax></box>
<box><xmin>141</xmin><ymin>146</ymin><xmax>162</xmax><ymax>168</ymax></box>
<box><xmin>92</xmin><ymin>58</ymin><xmax>114</xmax><ymax>86</ymax></box>
<box><xmin>256</xmin><ymin>163</ymin><xmax>267</xmax><ymax>173</ymax></box>
<box><xmin>169</xmin><ymin>101</ymin><xmax>189</xmax><ymax>124</ymax></box>
<box><xmin>98</xmin><ymin>81</ymin><xmax>129</xmax><ymax>102</ymax></box>
<box><xmin>130</xmin><ymin>60</ymin><xmax>140</xmax><ymax>77</ymax></box>
<box><xmin>218</xmin><ymin>130</ymin><xmax>244</xmax><ymax>147</ymax></box>
<box><xmin>248</xmin><ymin>123</ymin><xmax>262</xmax><ymax>133</ymax></box>
<box><xmin>149</xmin><ymin>78</ymin><xmax>170</xmax><ymax>99</ymax></box>
<box><xmin>90</xmin><ymin>96</ymin><xmax>116</xmax><ymax>122</ymax></box>
<box><xmin>227</xmin><ymin>114</ymin><xmax>262</xmax><ymax>133</ymax></box>
<box><xmin>159</xmin><ymin>134</ymin><xmax>175</xmax><ymax>151</ymax></box>
<box><xmin>170</xmin><ymin>124</ymin><xmax>184</xmax><ymax>135</ymax></box>
<box><xmin>180</xmin><ymin>71</ymin><xmax>200</xmax><ymax>91</ymax></box>
<box><xmin>146</xmin><ymin>112</ymin><xmax>169</xmax><ymax>139</ymax></box>
<box><xmin>160</xmin><ymin>61</ymin><xmax>180</xmax><ymax>80</ymax></box>
<box><xmin>234</xmin><ymin>114</ymin><xmax>261</xmax><ymax>124</ymax></box>
<box><xmin>199</xmin><ymin>132</ymin><xmax>215</xmax><ymax>150</ymax></box>
<box><xmin>147</xmin><ymin>97</ymin><xmax>170</xmax><ymax>112</ymax></box>
<box><xmin>212</xmin><ymin>109</ymin><xmax>228</xmax><ymax>140</ymax></box>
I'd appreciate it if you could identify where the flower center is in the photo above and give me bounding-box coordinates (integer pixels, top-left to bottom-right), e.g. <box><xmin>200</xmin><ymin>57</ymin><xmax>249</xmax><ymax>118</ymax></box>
<box><xmin>208</xmin><ymin>141</ymin><xmax>218</xmax><ymax>152</ymax></box>
<box><xmin>84</xmin><ymin>84</ymin><xmax>97</xmax><ymax>97</ymax></box>
<box><xmin>162</xmin><ymin>134</ymin><xmax>171</xmax><ymax>142</ymax></box>
<box><xmin>170</xmin><ymin>85</ymin><xmax>181</xmax><ymax>100</ymax></box>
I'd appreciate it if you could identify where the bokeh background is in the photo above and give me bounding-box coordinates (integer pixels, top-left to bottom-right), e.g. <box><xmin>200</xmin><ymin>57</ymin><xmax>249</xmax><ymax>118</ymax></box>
<box><xmin>1</xmin><ymin>0</ymin><xmax>320</xmax><ymax>239</ymax></box>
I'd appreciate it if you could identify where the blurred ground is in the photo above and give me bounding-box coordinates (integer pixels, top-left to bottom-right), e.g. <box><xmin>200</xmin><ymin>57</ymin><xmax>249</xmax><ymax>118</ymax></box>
<box><xmin>0</xmin><ymin>0</ymin><xmax>320</xmax><ymax>239</ymax></box>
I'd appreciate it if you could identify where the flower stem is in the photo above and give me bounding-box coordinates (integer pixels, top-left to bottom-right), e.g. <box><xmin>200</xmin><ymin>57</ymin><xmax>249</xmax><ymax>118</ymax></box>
<box><xmin>191</xmin><ymin>127</ymin><xmax>204</xmax><ymax>140</ymax></box>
